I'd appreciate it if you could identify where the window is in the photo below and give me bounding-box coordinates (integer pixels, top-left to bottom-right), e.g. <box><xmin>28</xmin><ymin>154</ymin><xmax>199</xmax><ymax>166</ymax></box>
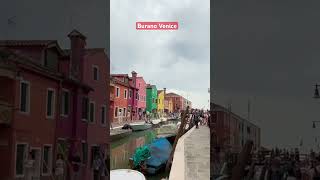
<box><xmin>124</xmin><ymin>89</ymin><xmax>127</xmax><ymax>99</ymax></box>
<box><xmin>101</xmin><ymin>105</ymin><xmax>106</xmax><ymax>125</ymax></box>
<box><xmin>42</xmin><ymin>145</ymin><xmax>52</xmax><ymax>175</ymax></box>
<box><xmin>136</xmin><ymin>92</ymin><xmax>138</xmax><ymax>100</ymax></box>
<box><xmin>129</xmin><ymin>90</ymin><xmax>132</xmax><ymax>98</ymax></box>
<box><xmin>15</xmin><ymin>143</ymin><xmax>27</xmax><ymax>176</ymax></box>
<box><xmin>20</xmin><ymin>81</ymin><xmax>30</xmax><ymax>113</ymax></box>
<box><xmin>139</xmin><ymin>83</ymin><xmax>140</xmax><ymax>87</ymax></box>
<box><xmin>116</xmin><ymin>87</ymin><xmax>120</xmax><ymax>97</ymax></box>
<box><xmin>61</xmin><ymin>90</ymin><xmax>70</xmax><ymax>116</ymax></box>
<box><xmin>90</xmin><ymin>146</ymin><xmax>100</xmax><ymax>167</ymax></box>
<box><xmin>82</xmin><ymin>97</ymin><xmax>89</xmax><ymax>120</ymax></box>
<box><xmin>247</xmin><ymin>126</ymin><xmax>251</xmax><ymax>134</ymax></box>
<box><xmin>89</xmin><ymin>101</ymin><xmax>95</xmax><ymax>123</ymax></box>
<box><xmin>123</xmin><ymin>108</ymin><xmax>126</xmax><ymax>117</ymax></box>
<box><xmin>93</xmin><ymin>66</ymin><xmax>99</xmax><ymax>80</ymax></box>
<box><xmin>114</xmin><ymin>107</ymin><xmax>118</xmax><ymax>117</ymax></box>
<box><xmin>137</xmin><ymin>94</ymin><xmax>140</xmax><ymax>101</ymax></box>
<box><xmin>82</xmin><ymin>142</ymin><xmax>88</xmax><ymax>164</ymax></box>
<box><xmin>46</xmin><ymin>89</ymin><xmax>55</xmax><ymax>118</ymax></box>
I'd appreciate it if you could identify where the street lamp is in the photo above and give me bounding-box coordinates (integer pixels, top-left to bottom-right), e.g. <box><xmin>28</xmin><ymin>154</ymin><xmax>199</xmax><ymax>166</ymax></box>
<box><xmin>314</xmin><ymin>84</ymin><xmax>320</xmax><ymax>99</ymax></box>
<box><xmin>313</xmin><ymin>121</ymin><xmax>320</xmax><ymax>128</ymax></box>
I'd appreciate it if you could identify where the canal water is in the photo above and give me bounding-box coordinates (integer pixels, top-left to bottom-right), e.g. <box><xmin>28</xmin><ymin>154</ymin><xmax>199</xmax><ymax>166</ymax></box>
<box><xmin>111</xmin><ymin>121</ymin><xmax>178</xmax><ymax>180</ymax></box>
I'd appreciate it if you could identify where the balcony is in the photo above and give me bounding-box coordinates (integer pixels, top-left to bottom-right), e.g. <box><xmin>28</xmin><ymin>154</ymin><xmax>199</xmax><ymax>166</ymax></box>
<box><xmin>0</xmin><ymin>101</ymin><xmax>13</xmax><ymax>125</ymax></box>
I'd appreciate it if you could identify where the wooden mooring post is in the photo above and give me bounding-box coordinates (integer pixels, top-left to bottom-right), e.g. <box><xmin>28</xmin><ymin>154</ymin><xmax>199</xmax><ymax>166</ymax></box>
<box><xmin>165</xmin><ymin>106</ymin><xmax>190</xmax><ymax>173</ymax></box>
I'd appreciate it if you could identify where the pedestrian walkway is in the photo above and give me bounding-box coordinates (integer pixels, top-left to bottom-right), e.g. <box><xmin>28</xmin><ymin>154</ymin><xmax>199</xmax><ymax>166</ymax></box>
<box><xmin>169</xmin><ymin>125</ymin><xmax>210</xmax><ymax>180</ymax></box>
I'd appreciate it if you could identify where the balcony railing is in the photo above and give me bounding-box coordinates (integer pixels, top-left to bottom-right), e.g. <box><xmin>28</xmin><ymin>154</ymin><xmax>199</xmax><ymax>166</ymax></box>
<box><xmin>0</xmin><ymin>101</ymin><xmax>13</xmax><ymax>125</ymax></box>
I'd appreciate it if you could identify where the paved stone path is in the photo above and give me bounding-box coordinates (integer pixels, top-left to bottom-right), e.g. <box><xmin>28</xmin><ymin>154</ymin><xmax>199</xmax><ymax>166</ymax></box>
<box><xmin>184</xmin><ymin>125</ymin><xmax>210</xmax><ymax>180</ymax></box>
<box><xmin>169</xmin><ymin>125</ymin><xmax>210</xmax><ymax>180</ymax></box>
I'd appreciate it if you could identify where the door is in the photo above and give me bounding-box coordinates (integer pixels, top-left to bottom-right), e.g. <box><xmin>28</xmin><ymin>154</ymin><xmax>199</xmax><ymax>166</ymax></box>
<box><xmin>30</xmin><ymin>148</ymin><xmax>41</xmax><ymax>180</ymax></box>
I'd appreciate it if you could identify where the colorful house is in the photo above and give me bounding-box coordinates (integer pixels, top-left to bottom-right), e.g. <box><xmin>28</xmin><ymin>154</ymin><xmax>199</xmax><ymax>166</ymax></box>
<box><xmin>75</xmin><ymin>47</ymin><xmax>110</xmax><ymax>180</ymax></box>
<box><xmin>146</xmin><ymin>84</ymin><xmax>158</xmax><ymax>114</ymax></box>
<box><xmin>136</xmin><ymin>76</ymin><xmax>147</xmax><ymax>119</ymax></box>
<box><xmin>111</xmin><ymin>73</ymin><xmax>139</xmax><ymax>121</ymax></box>
<box><xmin>0</xmin><ymin>30</ymin><xmax>110</xmax><ymax>180</ymax></box>
<box><xmin>164</xmin><ymin>98</ymin><xmax>173</xmax><ymax>114</ymax></box>
<box><xmin>157</xmin><ymin>89</ymin><xmax>165</xmax><ymax>116</ymax></box>
<box><xmin>110</xmin><ymin>75</ymin><xmax>130</xmax><ymax>124</ymax></box>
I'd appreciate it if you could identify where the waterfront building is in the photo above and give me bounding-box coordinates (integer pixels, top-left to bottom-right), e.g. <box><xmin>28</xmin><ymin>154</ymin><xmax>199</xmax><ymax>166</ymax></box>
<box><xmin>146</xmin><ymin>84</ymin><xmax>158</xmax><ymax>114</ymax></box>
<box><xmin>157</xmin><ymin>89</ymin><xmax>165</xmax><ymax>116</ymax></box>
<box><xmin>211</xmin><ymin>103</ymin><xmax>261</xmax><ymax>153</ymax></box>
<box><xmin>0</xmin><ymin>30</ymin><xmax>110</xmax><ymax>180</ymax></box>
<box><xmin>110</xmin><ymin>75</ymin><xmax>130</xmax><ymax>124</ymax></box>
<box><xmin>111</xmin><ymin>72</ymin><xmax>139</xmax><ymax>121</ymax></box>
<box><xmin>136</xmin><ymin>76</ymin><xmax>147</xmax><ymax>119</ymax></box>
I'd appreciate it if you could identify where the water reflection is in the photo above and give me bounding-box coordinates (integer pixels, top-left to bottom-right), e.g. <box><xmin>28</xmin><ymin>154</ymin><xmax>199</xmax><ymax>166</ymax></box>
<box><xmin>111</xmin><ymin>130</ymin><xmax>156</xmax><ymax>170</ymax></box>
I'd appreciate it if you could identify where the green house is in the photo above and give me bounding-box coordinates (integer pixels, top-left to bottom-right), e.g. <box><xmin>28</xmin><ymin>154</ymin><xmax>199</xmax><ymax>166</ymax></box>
<box><xmin>146</xmin><ymin>84</ymin><xmax>158</xmax><ymax>113</ymax></box>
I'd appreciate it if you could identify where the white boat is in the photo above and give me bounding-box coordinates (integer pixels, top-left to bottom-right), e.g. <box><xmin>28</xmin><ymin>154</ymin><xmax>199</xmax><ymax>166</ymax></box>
<box><xmin>130</xmin><ymin>123</ymin><xmax>152</xmax><ymax>131</ymax></box>
<box><xmin>151</xmin><ymin>119</ymin><xmax>161</xmax><ymax>125</ymax></box>
<box><xmin>110</xmin><ymin>169</ymin><xmax>146</xmax><ymax>180</ymax></box>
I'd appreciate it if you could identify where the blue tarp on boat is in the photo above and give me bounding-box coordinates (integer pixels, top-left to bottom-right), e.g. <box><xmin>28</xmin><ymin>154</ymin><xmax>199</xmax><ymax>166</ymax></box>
<box><xmin>146</xmin><ymin>138</ymin><xmax>172</xmax><ymax>167</ymax></box>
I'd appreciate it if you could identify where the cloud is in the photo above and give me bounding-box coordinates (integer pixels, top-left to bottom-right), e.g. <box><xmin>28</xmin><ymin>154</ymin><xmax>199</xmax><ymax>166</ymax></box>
<box><xmin>111</xmin><ymin>0</ymin><xmax>210</xmax><ymax>108</ymax></box>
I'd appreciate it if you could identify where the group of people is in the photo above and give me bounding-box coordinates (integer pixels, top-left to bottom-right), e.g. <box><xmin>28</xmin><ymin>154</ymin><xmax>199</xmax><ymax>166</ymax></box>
<box><xmin>23</xmin><ymin>150</ymin><xmax>109</xmax><ymax>180</ymax></box>
<box><xmin>214</xmin><ymin>147</ymin><xmax>320</xmax><ymax>180</ymax></box>
<box><xmin>188</xmin><ymin>109</ymin><xmax>210</xmax><ymax>129</ymax></box>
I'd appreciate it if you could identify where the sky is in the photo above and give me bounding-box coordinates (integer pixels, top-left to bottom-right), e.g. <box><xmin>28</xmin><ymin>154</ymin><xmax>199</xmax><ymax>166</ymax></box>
<box><xmin>213</xmin><ymin>0</ymin><xmax>320</xmax><ymax>152</ymax></box>
<box><xmin>110</xmin><ymin>0</ymin><xmax>210</xmax><ymax>109</ymax></box>
<box><xmin>0</xmin><ymin>0</ymin><xmax>108</xmax><ymax>49</ymax></box>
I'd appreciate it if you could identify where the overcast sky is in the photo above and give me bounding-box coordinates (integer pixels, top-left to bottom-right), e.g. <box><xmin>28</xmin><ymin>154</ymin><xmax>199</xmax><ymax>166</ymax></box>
<box><xmin>213</xmin><ymin>0</ymin><xmax>320</xmax><ymax>152</ymax></box>
<box><xmin>111</xmin><ymin>0</ymin><xmax>210</xmax><ymax>109</ymax></box>
<box><xmin>0</xmin><ymin>0</ymin><xmax>108</xmax><ymax>49</ymax></box>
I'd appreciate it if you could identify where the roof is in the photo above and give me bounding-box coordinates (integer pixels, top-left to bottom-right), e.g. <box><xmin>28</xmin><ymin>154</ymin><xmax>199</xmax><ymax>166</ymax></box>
<box><xmin>63</xmin><ymin>48</ymin><xmax>106</xmax><ymax>57</ymax></box>
<box><xmin>0</xmin><ymin>47</ymin><xmax>93</xmax><ymax>92</ymax></box>
<box><xmin>111</xmin><ymin>74</ymin><xmax>129</xmax><ymax>77</ymax></box>
<box><xmin>146</xmin><ymin>84</ymin><xmax>156</xmax><ymax>89</ymax></box>
<box><xmin>212</xmin><ymin>103</ymin><xmax>259</xmax><ymax>128</ymax></box>
<box><xmin>165</xmin><ymin>92</ymin><xmax>181</xmax><ymax>97</ymax></box>
<box><xmin>0</xmin><ymin>40</ymin><xmax>57</xmax><ymax>47</ymax></box>
<box><xmin>68</xmin><ymin>29</ymin><xmax>87</xmax><ymax>40</ymax></box>
<box><xmin>0</xmin><ymin>40</ymin><xmax>66</xmax><ymax>56</ymax></box>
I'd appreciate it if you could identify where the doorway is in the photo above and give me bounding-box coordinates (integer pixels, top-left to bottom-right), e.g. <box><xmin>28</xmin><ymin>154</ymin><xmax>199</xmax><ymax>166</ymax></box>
<box><xmin>30</xmin><ymin>147</ymin><xmax>41</xmax><ymax>180</ymax></box>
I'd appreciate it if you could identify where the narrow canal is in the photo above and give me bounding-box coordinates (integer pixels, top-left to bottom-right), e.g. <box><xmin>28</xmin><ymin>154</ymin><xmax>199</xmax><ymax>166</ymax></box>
<box><xmin>110</xmin><ymin>121</ymin><xmax>178</xmax><ymax>180</ymax></box>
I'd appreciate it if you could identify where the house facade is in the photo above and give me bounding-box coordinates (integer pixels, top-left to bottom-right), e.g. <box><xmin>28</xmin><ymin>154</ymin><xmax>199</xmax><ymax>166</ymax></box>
<box><xmin>165</xmin><ymin>93</ymin><xmax>183</xmax><ymax>112</ymax></box>
<box><xmin>80</xmin><ymin>48</ymin><xmax>110</xmax><ymax>180</ymax></box>
<box><xmin>146</xmin><ymin>85</ymin><xmax>157</xmax><ymax>113</ymax></box>
<box><xmin>157</xmin><ymin>89</ymin><xmax>165</xmax><ymax>116</ymax></box>
<box><xmin>211</xmin><ymin>103</ymin><xmax>261</xmax><ymax>153</ymax></box>
<box><xmin>136</xmin><ymin>76</ymin><xmax>147</xmax><ymax>119</ymax></box>
<box><xmin>111</xmin><ymin>75</ymin><xmax>129</xmax><ymax>124</ymax></box>
<box><xmin>0</xmin><ymin>30</ymin><xmax>110</xmax><ymax>180</ymax></box>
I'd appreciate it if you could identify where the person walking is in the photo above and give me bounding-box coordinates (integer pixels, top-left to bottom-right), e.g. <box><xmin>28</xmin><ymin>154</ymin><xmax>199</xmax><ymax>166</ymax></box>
<box><xmin>55</xmin><ymin>154</ymin><xmax>65</xmax><ymax>180</ymax></box>
<box><xmin>24</xmin><ymin>151</ymin><xmax>35</xmax><ymax>180</ymax></box>
<box><xmin>71</xmin><ymin>152</ymin><xmax>81</xmax><ymax>180</ymax></box>
<box><xmin>93</xmin><ymin>155</ymin><xmax>102</xmax><ymax>180</ymax></box>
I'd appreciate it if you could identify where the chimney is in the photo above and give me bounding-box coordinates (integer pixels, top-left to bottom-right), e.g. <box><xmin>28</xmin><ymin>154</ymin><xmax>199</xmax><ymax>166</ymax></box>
<box><xmin>131</xmin><ymin>71</ymin><xmax>137</xmax><ymax>87</ymax></box>
<box><xmin>68</xmin><ymin>29</ymin><xmax>87</xmax><ymax>80</ymax></box>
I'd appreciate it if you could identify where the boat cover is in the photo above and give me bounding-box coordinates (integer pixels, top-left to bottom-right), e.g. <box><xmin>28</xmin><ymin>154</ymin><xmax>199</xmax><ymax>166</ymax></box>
<box><xmin>146</xmin><ymin>138</ymin><xmax>172</xmax><ymax>167</ymax></box>
<box><xmin>133</xmin><ymin>146</ymin><xmax>151</xmax><ymax>167</ymax></box>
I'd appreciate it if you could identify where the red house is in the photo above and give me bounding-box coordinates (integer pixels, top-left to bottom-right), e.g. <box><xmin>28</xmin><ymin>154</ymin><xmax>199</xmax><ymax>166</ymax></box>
<box><xmin>0</xmin><ymin>30</ymin><xmax>110</xmax><ymax>180</ymax></box>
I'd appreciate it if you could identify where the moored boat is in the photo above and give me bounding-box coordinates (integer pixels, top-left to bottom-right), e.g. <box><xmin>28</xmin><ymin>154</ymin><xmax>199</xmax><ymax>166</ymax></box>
<box><xmin>110</xmin><ymin>169</ymin><xmax>146</xmax><ymax>180</ymax></box>
<box><xmin>151</xmin><ymin>119</ymin><xmax>161</xmax><ymax>125</ymax></box>
<box><xmin>130</xmin><ymin>123</ymin><xmax>152</xmax><ymax>131</ymax></box>
<box><xmin>130</xmin><ymin>137</ymin><xmax>173</xmax><ymax>175</ymax></box>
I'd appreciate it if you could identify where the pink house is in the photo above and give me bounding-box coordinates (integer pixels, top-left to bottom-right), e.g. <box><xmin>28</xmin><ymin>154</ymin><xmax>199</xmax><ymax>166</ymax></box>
<box><xmin>136</xmin><ymin>76</ymin><xmax>147</xmax><ymax>118</ymax></box>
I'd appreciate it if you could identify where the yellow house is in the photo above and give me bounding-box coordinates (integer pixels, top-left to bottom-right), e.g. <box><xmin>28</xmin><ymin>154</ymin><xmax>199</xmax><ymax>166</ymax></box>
<box><xmin>157</xmin><ymin>90</ymin><xmax>165</xmax><ymax>115</ymax></box>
